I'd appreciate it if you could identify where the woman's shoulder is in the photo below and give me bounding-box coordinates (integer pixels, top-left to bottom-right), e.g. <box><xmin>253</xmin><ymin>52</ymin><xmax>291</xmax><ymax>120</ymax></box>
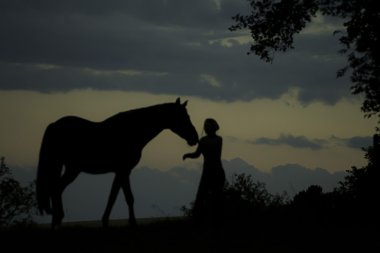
<box><xmin>200</xmin><ymin>135</ymin><xmax>223</xmax><ymax>142</ymax></box>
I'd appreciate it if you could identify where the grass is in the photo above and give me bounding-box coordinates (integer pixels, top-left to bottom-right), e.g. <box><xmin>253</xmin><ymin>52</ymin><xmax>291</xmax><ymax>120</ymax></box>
<box><xmin>1</xmin><ymin>216</ymin><xmax>377</xmax><ymax>253</ymax></box>
<box><xmin>36</xmin><ymin>216</ymin><xmax>182</xmax><ymax>228</ymax></box>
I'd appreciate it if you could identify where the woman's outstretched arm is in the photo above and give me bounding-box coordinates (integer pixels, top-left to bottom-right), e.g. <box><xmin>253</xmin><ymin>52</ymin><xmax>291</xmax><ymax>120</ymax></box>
<box><xmin>183</xmin><ymin>143</ymin><xmax>202</xmax><ymax>160</ymax></box>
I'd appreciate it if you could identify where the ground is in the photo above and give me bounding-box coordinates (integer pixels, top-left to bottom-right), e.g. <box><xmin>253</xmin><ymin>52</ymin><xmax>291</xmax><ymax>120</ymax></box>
<box><xmin>1</xmin><ymin>217</ymin><xmax>377</xmax><ymax>253</ymax></box>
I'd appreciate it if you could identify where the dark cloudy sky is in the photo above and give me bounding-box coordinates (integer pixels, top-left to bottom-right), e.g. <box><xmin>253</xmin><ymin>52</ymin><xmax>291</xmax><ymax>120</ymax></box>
<box><xmin>0</xmin><ymin>1</ymin><xmax>376</xmax><ymax>176</ymax></box>
<box><xmin>1</xmin><ymin>0</ymin><xmax>353</xmax><ymax>102</ymax></box>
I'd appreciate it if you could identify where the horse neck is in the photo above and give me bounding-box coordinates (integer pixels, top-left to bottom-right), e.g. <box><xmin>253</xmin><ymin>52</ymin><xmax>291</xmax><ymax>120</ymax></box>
<box><xmin>112</xmin><ymin>104</ymin><xmax>172</xmax><ymax>148</ymax></box>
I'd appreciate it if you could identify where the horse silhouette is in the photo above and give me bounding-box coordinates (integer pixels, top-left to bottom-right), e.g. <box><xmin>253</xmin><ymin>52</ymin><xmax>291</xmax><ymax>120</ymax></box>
<box><xmin>36</xmin><ymin>98</ymin><xmax>198</xmax><ymax>228</ymax></box>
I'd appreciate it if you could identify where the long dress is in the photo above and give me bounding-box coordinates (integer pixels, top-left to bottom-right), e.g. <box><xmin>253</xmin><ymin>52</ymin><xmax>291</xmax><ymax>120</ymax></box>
<box><xmin>193</xmin><ymin>134</ymin><xmax>226</xmax><ymax>221</ymax></box>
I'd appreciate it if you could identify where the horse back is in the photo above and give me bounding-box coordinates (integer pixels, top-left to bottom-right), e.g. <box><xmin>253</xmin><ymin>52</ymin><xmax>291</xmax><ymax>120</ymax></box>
<box><xmin>48</xmin><ymin>116</ymin><xmax>141</xmax><ymax>172</ymax></box>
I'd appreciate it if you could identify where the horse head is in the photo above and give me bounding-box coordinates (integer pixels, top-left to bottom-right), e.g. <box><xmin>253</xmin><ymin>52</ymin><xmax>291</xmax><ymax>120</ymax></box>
<box><xmin>169</xmin><ymin>98</ymin><xmax>198</xmax><ymax>146</ymax></box>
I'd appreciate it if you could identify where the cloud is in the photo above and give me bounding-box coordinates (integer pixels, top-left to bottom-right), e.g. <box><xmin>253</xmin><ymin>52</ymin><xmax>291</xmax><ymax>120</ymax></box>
<box><xmin>346</xmin><ymin>136</ymin><xmax>373</xmax><ymax>149</ymax></box>
<box><xmin>330</xmin><ymin>135</ymin><xmax>373</xmax><ymax>150</ymax></box>
<box><xmin>251</xmin><ymin>134</ymin><xmax>373</xmax><ymax>151</ymax></box>
<box><xmin>0</xmin><ymin>0</ymin><xmax>351</xmax><ymax>104</ymax></box>
<box><xmin>200</xmin><ymin>73</ymin><xmax>222</xmax><ymax>88</ymax></box>
<box><xmin>251</xmin><ymin>134</ymin><xmax>328</xmax><ymax>150</ymax></box>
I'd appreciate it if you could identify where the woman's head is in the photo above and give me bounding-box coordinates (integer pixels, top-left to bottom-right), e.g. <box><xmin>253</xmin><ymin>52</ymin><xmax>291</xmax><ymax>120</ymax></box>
<box><xmin>204</xmin><ymin>118</ymin><xmax>219</xmax><ymax>135</ymax></box>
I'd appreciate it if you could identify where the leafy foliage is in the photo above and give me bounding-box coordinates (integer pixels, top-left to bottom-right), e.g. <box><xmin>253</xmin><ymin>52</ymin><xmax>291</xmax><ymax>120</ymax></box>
<box><xmin>230</xmin><ymin>0</ymin><xmax>319</xmax><ymax>61</ymax></box>
<box><xmin>337</xmin><ymin>135</ymin><xmax>378</xmax><ymax>196</ymax></box>
<box><xmin>230</xmin><ymin>0</ymin><xmax>380</xmax><ymax>120</ymax></box>
<box><xmin>293</xmin><ymin>184</ymin><xmax>323</xmax><ymax>206</ymax></box>
<box><xmin>181</xmin><ymin>156</ymin><xmax>379</xmax><ymax>227</ymax></box>
<box><xmin>224</xmin><ymin>173</ymin><xmax>288</xmax><ymax>212</ymax></box>
<box><xmin>0</xmin><ymin>157</ymin><xmax>36</xmax><ymax>227</ymax></box>
<box><xmin>182</xmin><ymin>173</ymin><xmax>289</xmax><ymax>222</ymax></box>
<box><xmin>331</xmin><ymin>134</ymin><xmax>380</xmax><ymax>226</ymax></box>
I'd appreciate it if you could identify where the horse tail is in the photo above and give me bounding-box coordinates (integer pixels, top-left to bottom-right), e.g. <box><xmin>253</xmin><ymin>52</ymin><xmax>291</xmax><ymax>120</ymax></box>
<box><xmin>36</xmin><ymin>123</ymin><xmax>62</xmax><ymax>215</ymax></box>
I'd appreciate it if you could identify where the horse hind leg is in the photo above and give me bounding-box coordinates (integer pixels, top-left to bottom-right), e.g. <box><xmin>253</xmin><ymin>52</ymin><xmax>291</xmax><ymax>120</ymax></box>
<box><xmin>102</xmin><ymin>174</ymin><xmax>122</xmax><ymax>228</ymax></box>
<box><xmin>121</xmin><ymin>175</ymin><xmax>137</xmax><ymax>228</ymax></box>
<box><xmin>51</xmin><ymin>168</ymin><xmax>79</xmax><ymax>229</ymax></box>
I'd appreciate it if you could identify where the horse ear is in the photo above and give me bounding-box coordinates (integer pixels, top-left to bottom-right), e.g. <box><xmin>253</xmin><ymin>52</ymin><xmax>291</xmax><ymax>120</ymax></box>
<box><xmin>182</xmin><ymin>100</ymin><xmax>188</xmax><ymax>107</ymax></box>
<box><xmin>175</xmin><ymin>97</ymin><xmax>181</xmax><ymax>104</ymax></box>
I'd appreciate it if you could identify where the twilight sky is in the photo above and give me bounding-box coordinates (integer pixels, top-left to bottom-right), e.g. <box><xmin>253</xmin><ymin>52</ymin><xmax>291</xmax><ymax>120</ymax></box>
<box><xmin>0</xmin><ymin>0</ymin><xmax>377</xmax><ymax>175</ymax></box>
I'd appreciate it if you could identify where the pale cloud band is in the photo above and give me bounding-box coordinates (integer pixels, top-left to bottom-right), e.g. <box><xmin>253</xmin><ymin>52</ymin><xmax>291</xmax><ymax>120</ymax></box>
<box><xmin>250</xmin><ymin>134</ymin><xmax>373</xmax><ymax>150</ymax></box>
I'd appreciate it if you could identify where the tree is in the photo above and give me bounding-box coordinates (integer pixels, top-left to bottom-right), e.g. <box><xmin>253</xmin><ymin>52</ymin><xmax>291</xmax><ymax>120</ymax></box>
<box><xmin>335</xmin><ymin>134</ymin><xmax>379</xmax><ymax>224</ymax></box>
<box><xmin>222</xmin><ymin>173</ymin><xmax>288</xmax><ymax>221</ymax></box>
<box><xmin>224</xmin><ymin>173</ymin><xmax>287</xmax><ymax>210</ymax></box>
<box><xmin>0</xmin><ymin>157</ymin><xmax>36</xmax><ymax>227</ymax></box>
<box><xmin>229</xmin><ymin>0</ymin><xmax>380</xmax><ymax>122</ymax></box>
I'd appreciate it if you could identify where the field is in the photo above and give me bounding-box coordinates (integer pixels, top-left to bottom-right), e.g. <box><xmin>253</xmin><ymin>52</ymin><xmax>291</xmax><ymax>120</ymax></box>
<box><xmin>1</xmin><ymin>216</ymin><xmax>377</xmax><ymax>253</ymax></box>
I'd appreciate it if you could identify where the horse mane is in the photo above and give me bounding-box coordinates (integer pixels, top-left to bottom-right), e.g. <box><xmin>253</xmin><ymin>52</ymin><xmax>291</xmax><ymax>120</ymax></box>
<box><xmin>103</xmin><ymin>102</ymin><xmax>175</xmax><ymax>124</ymax></box>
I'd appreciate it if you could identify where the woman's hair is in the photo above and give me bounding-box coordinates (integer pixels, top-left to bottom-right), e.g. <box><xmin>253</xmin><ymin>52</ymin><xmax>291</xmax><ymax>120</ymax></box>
<box><xmin>204</xmin><ymin>118</ymin><xmax>219</xmax><ymax>134</ymax></box>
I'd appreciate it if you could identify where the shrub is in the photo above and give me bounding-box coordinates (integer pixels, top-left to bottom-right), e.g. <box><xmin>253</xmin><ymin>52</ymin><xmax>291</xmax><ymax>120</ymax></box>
<box><xmin>0</xmin><ymin>157</ymin><xmax>36</xmax><ymax>227</ymax></box>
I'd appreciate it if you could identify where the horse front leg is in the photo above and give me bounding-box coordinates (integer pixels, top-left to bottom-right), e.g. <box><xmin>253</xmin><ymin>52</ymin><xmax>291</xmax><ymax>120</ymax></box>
<box><xmin>121</xmin><ymin>175</ymin><xmax>137</xmax><ymax>228</ymax></box>
<box><xmin>51</xmin><ymin>169</ymin><xmax>79</xmax><ymax>229</ymax></box>
<box><xmin>51</xmin><ymin>189</ymin><xmax>64</xmax><ymax>229</ymax></box>
<box><xmin>102</xmin><ymin>174</ymin><xmax>122</xmax><ymax>228</ymax></box>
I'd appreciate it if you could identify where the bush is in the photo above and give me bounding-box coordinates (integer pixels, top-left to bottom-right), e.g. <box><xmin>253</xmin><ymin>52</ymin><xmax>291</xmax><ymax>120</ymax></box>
<box><xmin>0</xmin><ymin>157</ymin><xmax>36</xmax><ymax>227</ymax></box>
<box><xmin>223</xmin><ymin>173</ymin><xmax>289</xmax><ymax>220</ymax></box>
<box><xmin>182</xmin><ymin>173</ymin><xmax>289</xmax><ymax>223</ymax></box>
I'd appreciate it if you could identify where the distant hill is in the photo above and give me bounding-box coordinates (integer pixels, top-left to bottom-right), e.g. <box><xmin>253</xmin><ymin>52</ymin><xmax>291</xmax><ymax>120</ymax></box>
<box><xmin>223</xmin><ymin>158</ymin><xmax>346</xmax><ymax>195</ymax></box>
<box><xmin>11</xmin><ymin>157</ymin><xmax>346</xmax><ymax>222</ymax></box>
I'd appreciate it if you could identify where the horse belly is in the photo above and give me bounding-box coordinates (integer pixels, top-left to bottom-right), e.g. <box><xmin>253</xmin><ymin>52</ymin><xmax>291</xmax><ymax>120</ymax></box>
<box><xmin>67</xmin><ymin>147</ymin><xmax>142</xmax><ymax>174</ymax></box>
<box><xmin>57</xmin><ymin>121</ymin><xmax>141</xmax><ymax>173</ymax></box>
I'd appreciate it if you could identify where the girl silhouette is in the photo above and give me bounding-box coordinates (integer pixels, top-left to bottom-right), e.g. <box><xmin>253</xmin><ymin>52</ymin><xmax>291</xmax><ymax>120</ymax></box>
<box><xmin>183</xmin><ymin>118</ymin><xmax>226</xmax><ymax>224</ymax></box>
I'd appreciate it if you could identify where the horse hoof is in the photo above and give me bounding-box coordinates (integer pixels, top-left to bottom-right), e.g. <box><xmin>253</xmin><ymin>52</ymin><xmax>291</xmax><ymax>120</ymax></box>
<box><xmin>129</xmin><ymin>220</ymin><xmax>138</xmax><ymax>229</ymax></box>
<box><xmin>102</xmin><ymin>220</ymin><xmax>109</xmax><ymax>229</ymax></box>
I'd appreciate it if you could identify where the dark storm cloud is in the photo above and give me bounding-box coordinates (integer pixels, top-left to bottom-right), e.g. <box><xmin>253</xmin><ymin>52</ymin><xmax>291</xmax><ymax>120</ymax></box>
<box><xmin>0</xmin><ymin>0</ymin><xmax>350</xmax><ymax>103</ymax></box>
